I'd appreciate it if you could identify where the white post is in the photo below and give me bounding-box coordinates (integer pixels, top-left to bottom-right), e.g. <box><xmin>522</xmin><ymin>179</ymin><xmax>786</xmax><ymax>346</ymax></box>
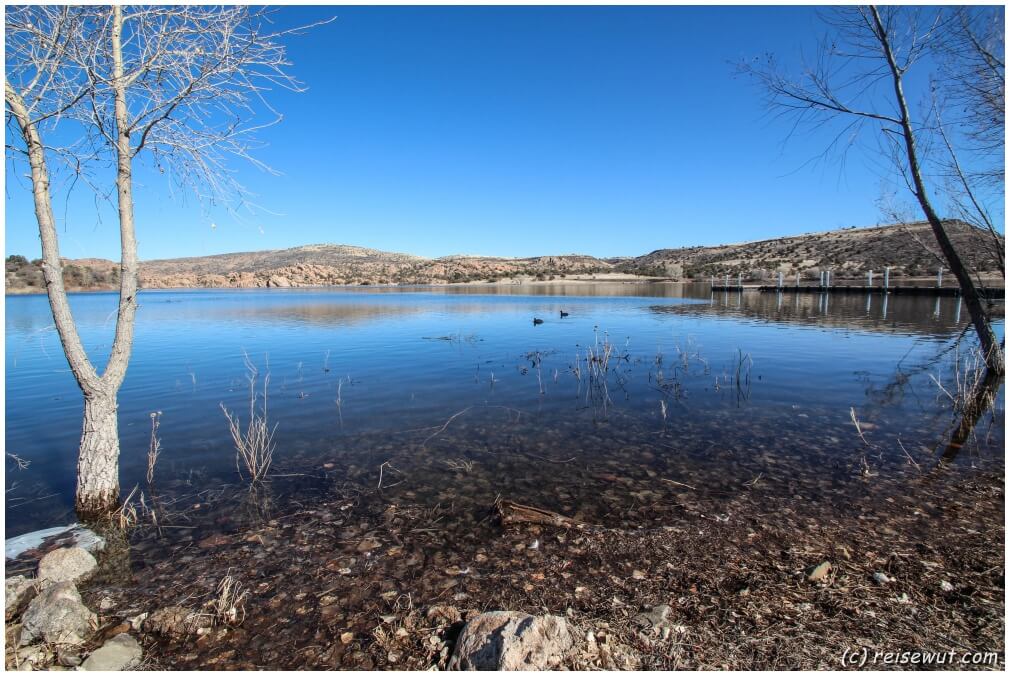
<box><xmin>883</xmin><ymin>266</ymin><xmax>890</xmax><ymax>292</ymax></box>
<box><xmin>796</xmin><ymin>272</ymin><xmax>800</xmax><ymax>287</ymax></box>
<box><xmin>867</xmin><ymin>269</ymin><xmax>873</xmax><ymax>287</ymax></box>
<box><xmin>777</xmin><ymin>271</ymin><xmax>784</xmax><ymax>288</ymax></box>
<box><xmin>826</xmin><ymin>269</ymin><xmax>831</xmax><ymax>288</ymax></box>
<box><xmin>737</xmin><ymin>272</ymin><xmax>742</xmax><ymax>288</ymax></box>
<box><xmin>725</xmin><ymin>274</ymin><xmax>729</xmax><ymax>288</ymax></box>
<box><xmin>936</xmin><ymin>266</ymin><xmax>943</xmax><ymax>288</ymax></box>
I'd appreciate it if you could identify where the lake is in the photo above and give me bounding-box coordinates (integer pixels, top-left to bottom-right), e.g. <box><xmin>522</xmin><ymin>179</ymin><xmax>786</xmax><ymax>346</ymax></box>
<box><xmin>5</xmin><ymin>284</ymin><xmax>1004</xmax><ymax>539</ymax></box>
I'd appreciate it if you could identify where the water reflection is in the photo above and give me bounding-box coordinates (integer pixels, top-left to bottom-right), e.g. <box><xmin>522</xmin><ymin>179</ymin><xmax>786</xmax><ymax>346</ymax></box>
<box><xmin>375</xmin><ymin>281</ymin><xmax>704</xmax><ymax>298</ymax></box>
<box><xmin>5</xmin><ymin>286</ymin><xmax>1004</xmax><ymax>537</ymax></box>
<box><xmin>649</xmin><ymin>289</ymin><xmax>979</xmax><ymax>337</ymax></box>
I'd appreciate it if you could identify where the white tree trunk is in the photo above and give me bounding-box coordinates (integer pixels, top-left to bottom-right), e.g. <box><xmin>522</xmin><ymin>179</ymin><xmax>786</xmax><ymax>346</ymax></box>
<box><xmin>3</xmin><ymin>8</ymin><xmax>139</xmax><ymax>518</ymax></box>
<box><xmin>76</xmin><ymin>391</ymin><xmax>122</xmax><ymax>516</ymax></box>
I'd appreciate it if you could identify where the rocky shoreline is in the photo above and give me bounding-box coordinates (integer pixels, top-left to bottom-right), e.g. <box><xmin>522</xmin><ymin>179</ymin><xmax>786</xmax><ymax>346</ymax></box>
<box><xmin>5</xmin><ymin>467</ymin><xmax>1003</xmax><ymax>670</ymax></box>
<box><xmin>5</xmin><ymin>273</ymin><xmax>660</xmax><ymax>296</ymax></box>
<box><xmin>6</xmin><ymin>538</ymin><xmax>144</xmax><ymax>671</ymax></box>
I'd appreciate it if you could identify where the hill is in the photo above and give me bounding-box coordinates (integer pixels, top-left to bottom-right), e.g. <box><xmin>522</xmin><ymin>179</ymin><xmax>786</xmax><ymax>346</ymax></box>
<box><xmin>5</xmin><ymin>221</ymin><xmax>1003</xmax><ymax>293</ymax></box>
<box><xmin>138</xmin><ymin>246</ymin><xmax>612</xmax><ymax>288</ymax></box>
<box><xmin>614</xmin><ymin>220</ymin><xmax>1003</xmax><ymax>281</ymax></box>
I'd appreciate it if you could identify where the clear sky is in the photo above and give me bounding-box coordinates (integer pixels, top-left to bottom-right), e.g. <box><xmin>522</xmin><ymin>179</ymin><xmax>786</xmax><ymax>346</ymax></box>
<box><xmin>2</xmin><ymin>6</ymin><xmax>985</xmax><ymax>261</ymax></box>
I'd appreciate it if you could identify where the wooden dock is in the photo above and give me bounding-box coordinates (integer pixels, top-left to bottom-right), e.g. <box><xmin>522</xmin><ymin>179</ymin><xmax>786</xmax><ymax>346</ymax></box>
<box><xmin>710</xmin><ymin>284</ymin><xmax>1005</xmax><ymax>299</ymax></box>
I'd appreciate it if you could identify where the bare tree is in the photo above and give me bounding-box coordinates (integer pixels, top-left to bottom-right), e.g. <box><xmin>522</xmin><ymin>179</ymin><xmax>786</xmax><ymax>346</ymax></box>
<box><xmin>5</xmin><ymin>6</ymin><xmax>324</xmax><ymax>516</ymax></box>
<box><xmin>931</xmin><ymin>7</ymin><xmax>1004</xmax><ymax>274</ymax></box>
<box><xmin>744</xmin><ymin>5</ymin><xmax>1004</xmax><ymax>375</ymax></box>
<box><xmin>934</xmin><ymin>7</ymin><xmax>1004</xmax><ymax>185</ymax></box>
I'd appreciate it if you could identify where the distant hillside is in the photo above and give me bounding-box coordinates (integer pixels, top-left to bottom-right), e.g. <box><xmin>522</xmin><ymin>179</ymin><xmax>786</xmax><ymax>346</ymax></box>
<box><xmin>615</xmin><ymin>220</ymin><xmax>1003</xmax><ymax>281</ymax></box>
<box><xmin>139</xmin><ymin>245</ymin><xmax>612</xmax><ymax>289</ymax></box>
<box><xmin>5</xmin><ymin>220</ymin><xmax>1003</xmax><ymax>293</ymax></box>
<box><xmin>5</xmin><ymin>255</ymin><xmax>120</xmax><ymax>293</ymax></box>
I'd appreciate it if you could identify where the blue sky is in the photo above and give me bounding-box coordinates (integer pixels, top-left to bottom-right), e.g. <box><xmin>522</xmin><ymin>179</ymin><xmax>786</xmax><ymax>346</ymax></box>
<box><xmin>3</xmin><ymin>6</ymin><xmax>989</xmax><ymax>261</ymax></box>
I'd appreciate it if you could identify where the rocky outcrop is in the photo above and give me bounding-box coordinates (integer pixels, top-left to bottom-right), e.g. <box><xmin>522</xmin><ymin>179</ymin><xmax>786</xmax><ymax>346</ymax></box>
<box><xmin>447</xmin><ymin>611</ymin><xmax>573</xmax><ymax>670</ymax></box>
<box><xmin>267</xmin><ymin>274</ymin><xmax>292</xmax><ymax>288</ymax></box>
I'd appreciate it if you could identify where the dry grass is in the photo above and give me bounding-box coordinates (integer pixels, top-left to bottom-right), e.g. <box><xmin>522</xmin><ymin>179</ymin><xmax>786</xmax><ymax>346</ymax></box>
<box><xmin>111</xmin><ymin>485</ymin><xmax>140</xmax><ymax>529</ymax></box>
<box><xmin>205</xmin><ymin>573</ymin><xmax>249</xmax><ymax>626</ymax></box>
<box><xmin>147</xmin><ymin>411</ymin><xmax>163</xmax><ymax>484</ymax></box>
<box><xmin>221</xmin><ymin>354</ymin><xmax>277</xmax><ymax>485</ymax></box>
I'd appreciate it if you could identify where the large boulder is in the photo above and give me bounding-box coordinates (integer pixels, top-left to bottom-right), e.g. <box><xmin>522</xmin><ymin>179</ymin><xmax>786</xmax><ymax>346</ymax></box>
<box><xmin>38</xmin><ymin>547</ymin><xmax>97</xmax><ymax>585</ymax></box>
<box><xmin>267</xmin><ymin>275</ymin><xmax>292</xmax><ymax>288</ymax></box>
<box><xmin>81</xmin><ymin>633</ymin><xmax>143</xmax><ymax>671</ymax></box>
<box><xmin>448</xmin><ymin>611</ymin><xmax>573</xmax><ymax>670</ymax></box>
<box><xmin>20</xmin><ymin>581</ymin><xmax>96</xmax><ymax>646</ymax></box>
<box><xmin>5</xmin><ymin>575</ymin><xmax>37</xmax><ymax>621</ymax></box>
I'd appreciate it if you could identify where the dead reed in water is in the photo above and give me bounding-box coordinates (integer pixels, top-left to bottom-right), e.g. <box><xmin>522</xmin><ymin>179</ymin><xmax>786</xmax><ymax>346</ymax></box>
<box><xmin>221</xmin><ymin>353</ymin><xmax>277</xmax><ymax>485</ymax></box>
<box><xmin>147</xmin><ymin>411</ymin><xmax>163</xmax><ymax>484</ymax></box>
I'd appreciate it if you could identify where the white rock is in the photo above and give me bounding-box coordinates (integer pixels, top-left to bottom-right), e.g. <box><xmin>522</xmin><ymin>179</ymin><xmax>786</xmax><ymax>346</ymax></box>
<box><xmin>38</xmin><ymin>547</ymin><xmax>97</xmax><ymax>585</ymax></box>
<box><xmin>448</xmin><ymin>611</ymin><xmax>573</xmax><ymax>670</ymax></box>
<box><xmin>81</xmin><ymin>633</ymin><xmax>142</xmax><ymax>671</ymax></box>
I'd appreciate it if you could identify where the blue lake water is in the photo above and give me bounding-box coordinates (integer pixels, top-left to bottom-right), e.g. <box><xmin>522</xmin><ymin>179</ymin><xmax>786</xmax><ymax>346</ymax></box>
<box><xmin>5</xmin><ymin>284</ymin><xmax>1004</xmax><ymax>537</ymax></box>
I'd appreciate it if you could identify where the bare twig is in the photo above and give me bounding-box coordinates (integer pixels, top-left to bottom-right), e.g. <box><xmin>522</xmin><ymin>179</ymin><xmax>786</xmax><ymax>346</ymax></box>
<box><xmin>420</xmin><ymin>407</ymin><xmax>473</xmax><ymax>448</ymax></box>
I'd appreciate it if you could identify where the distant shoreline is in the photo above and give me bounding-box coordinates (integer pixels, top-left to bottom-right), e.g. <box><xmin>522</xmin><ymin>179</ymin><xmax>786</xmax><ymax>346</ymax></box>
<box><xmin>4</xmin><ymin>274</ymin><xmax>664</xmax><ymax>296</ymax></box>
<box><xmin>8</xmin><ymin>220</ymin><xmax>1003</xmax><ymax>295</ymax></box>
<box><xmin>7</xmin><ymin>273</ymin><xmax>1006</xmax><ymax>297</ymax></box>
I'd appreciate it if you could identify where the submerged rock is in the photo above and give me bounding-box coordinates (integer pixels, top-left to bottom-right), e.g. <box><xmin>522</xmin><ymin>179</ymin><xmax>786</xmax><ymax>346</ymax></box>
<box><xmin>81</xmin><ymin>633</ymin><xmax>143</xmax><ymax>671</ymax></box>
<box><xmin>20</xmin><ymin>581</ymin><xmax>96</xmax><ymax>646</ymax></box>
<box><xmin>144</xmin><ymin>606</ymin><xmax>208</xmax><ymax>638</ymax></box>
<box><xmin>5</xmin><ymin>575</ymin><xmax>37</xmax><ymax>621</ymax></box>
<box><xmin>38</xmin><ymin>547</ymin><xmax>97</xmax><ymax>585</ymax></box>
<box><xmin>448</xmin><ymin>611</ymin><xmax>573</xmax><ymax>670</ymax></box>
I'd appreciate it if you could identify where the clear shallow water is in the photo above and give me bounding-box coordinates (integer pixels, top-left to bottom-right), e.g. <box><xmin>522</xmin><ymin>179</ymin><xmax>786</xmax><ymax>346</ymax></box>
<box><xmin>5</xmin><ymin>284</ymin><xmax>1004</xmax><ymax>537</ymax></box>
